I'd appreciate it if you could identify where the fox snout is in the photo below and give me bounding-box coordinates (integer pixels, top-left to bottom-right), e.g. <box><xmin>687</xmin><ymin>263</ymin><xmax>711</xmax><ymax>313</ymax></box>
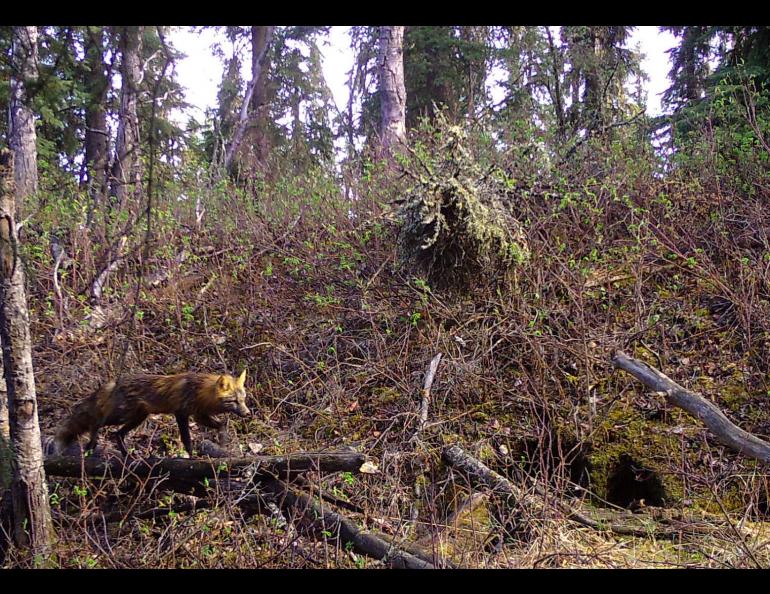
<box><xmin>237</xmin><ymin>403</ymin><xmax>251</xmax><ymax>417</ymax></box>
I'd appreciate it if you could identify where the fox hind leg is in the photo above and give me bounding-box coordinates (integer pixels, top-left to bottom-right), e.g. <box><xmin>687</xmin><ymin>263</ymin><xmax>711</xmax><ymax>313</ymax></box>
<box><xmin>85</xmin><ymin>425</ymin><xmax>101</xmax><ymax>454</ymax></box>
<box><xmin>115</xmin><ymin>413</ymin><xmax>148</xmax><ymax>456</ymax></box>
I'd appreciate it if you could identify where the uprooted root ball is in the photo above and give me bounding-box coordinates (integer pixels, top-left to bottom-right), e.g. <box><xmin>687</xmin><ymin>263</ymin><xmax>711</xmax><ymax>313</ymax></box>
<box><xmin>397</xmin><ymin>118</ymin><xmax>529</xmax><ymax>290</ymax></box>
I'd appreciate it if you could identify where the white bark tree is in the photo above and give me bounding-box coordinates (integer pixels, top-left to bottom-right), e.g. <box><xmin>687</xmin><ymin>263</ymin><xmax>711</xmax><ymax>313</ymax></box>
<box><xmin>9</xmin><ymin>26</ymin><xmax>39</xmax><ymax>215</ymax></box>
<box><xmin>0</xmin><ymin>148</ymin><xmax>55</xmax><ymax>557</ymax></box>
<box><xmin>378</xmin><ymin>26</ymin><xmax>407</xmax><ymax>153</ymax></box>
<box><xmin>3</xmin><ymin>24</ymin><xmax>39</xmax><ymax>502</ymax></box>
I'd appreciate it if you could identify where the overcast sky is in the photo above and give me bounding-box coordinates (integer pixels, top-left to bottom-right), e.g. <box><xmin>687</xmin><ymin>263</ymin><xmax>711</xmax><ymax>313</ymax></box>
<box><xmin>169</xmin><ymin>26</ymin><xmax>678</xmax><ymax>127</ymax></box>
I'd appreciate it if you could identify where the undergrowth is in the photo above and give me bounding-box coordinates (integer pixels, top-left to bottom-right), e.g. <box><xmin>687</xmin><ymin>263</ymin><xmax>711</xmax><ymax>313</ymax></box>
<box><xmin>4</xmin><ymin>112</ymin><xmax>770</xmax><ymax>568</ymax></box>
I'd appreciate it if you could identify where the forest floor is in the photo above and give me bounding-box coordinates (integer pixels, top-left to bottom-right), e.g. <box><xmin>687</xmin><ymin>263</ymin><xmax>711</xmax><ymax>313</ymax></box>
<box><xmin>9</xmin><ymin>165</ymin><xmax>770</xmax><ymax>568</ymax></box>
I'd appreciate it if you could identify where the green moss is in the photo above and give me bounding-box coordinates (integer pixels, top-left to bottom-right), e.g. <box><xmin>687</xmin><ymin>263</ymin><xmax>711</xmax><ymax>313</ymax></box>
<box><xmin>372</xmin><ymin>387</ymin><xmax>400</xmax><ymax>405</ymax></box>
<box><xmin>588</xmin><ymin>402</ymin><xmax>687</xmax><ymax>505</ymax></box>
<box><xmin>396</xmin><ymin>113</ymin><xmax>529</xmax><ymax>289</ymax></box>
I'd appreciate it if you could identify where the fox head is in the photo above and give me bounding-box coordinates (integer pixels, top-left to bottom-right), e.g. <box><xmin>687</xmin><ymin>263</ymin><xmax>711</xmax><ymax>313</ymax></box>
<box><xmin>215</xmin><ymin>370</ymin><xmax>251</xmax><ymax>417</ymax></box>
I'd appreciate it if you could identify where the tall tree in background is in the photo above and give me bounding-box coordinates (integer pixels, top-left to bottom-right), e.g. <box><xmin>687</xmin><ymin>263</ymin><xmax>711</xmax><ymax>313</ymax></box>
<box><xmin>562</xmin><ymin>26</ymin><xmax>642</xmax><ymax>138</ymax></box>
<box><xmin>224</xmin><ymin>26</ymin><xmax>274</xmax><ymax>172</ymax></box>
<box><xmin>248</xmin><ymin>26</ymin><xmax>274</xmax><ymax>166</ymax></box>
<box><xmin>81</xmin><ymin>26</ymin><xmax>112</xmax><ymax>208</ymax></box>
<box><xmin>9</xmin><ymin>26</ymin><xmax>39</xmax><ymax>214</ymax></box>
<box><xmin>662</xmin><ymin>26</ymin><xmax>713</xmax><ymax>112</ymax></box>
<box><xmin>216</xmin><ymin>26</ymin><xmax>335</xmax><ymax>176</ymax></box>
<box><xmin>403</xmin><ymin>27</ymin><xmax>490</xmax><ymax>128</ymax></box>
<box><xmin>110</xmin><ymin>26</ymin><xmax>143</xmax><ymax>208</ymax></box>
<box><xmin>378</xmin><ymin>26</ymin><xmax>406</xmax><ymax>153</ymax></box>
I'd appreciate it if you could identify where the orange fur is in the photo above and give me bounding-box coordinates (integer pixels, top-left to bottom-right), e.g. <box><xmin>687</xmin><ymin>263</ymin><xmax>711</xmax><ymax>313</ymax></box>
<box><xmin>54</xmin><ymin>371</ymin><xmax>250</xmax><ymax>456</ymax></box>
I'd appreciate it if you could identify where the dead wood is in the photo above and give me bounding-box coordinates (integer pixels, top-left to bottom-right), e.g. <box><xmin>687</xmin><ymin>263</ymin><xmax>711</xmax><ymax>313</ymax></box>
<box><xmin>612</xmin><ymin>350</ymin><xmax>770</xmax><ymax>465</ymax></box>
<box><xmin>90</xmin><ymin>235</ymin><xmax>128</xmax><ymax>303</ymax></box>
<box><xmin>442</xmin><ymin>444</ymin><xmax>725</xmax><ymax>540</ymax></box>
<box><xmin>44</xmin><ymin>451</ymin><xmax>367</xmax><ymax>496</ymax></box>
<box><xmin>256</xmin><ymin>478</ymin><xmax>442</xmax><ymax>569</ymax></box>
<box><xmin>414</xmin><ymin>353</ymin><xmax>442</xmax><ymax>437</ymax></box>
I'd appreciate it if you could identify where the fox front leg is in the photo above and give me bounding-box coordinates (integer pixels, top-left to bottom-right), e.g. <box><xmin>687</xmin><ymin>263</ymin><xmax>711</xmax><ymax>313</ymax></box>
<box><xmin>175</xmin><ymin>413</ymin><xmax>194</xmax><ymax>457</ymax></box>
<box><xmin>116</xmin><ymin>413</ymin><xmax>148</xmax><ymax>456</ymax></box>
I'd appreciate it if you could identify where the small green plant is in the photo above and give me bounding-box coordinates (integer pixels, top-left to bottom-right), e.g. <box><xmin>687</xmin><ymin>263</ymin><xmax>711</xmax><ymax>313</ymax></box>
<box><xmin>181</xmin><ymin>303</ymin><xmax>195</xmax><ymax>323</ymax></box>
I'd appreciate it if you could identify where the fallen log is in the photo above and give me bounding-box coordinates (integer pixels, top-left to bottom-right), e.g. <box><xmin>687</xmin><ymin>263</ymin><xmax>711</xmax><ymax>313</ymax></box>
<box><xmin>442</xmin><ymin>444</ymin><xmax>724</xmax><ymax>540</ymax></box>
<box><xmin>44</xmin><ymin>451</ymin><xmax>367</xmax><ymax>496</ymax></box>
<box><xmin>257</xmin><ymin>479</ymin><xmax>442</xmax><ymax>569</ymax></box>
<box><xmin>442</xmin><ymin>445</ymin><xmax>543</xmax><ymax>509</ymax></box>
<box><xmin>612</xmin><ymin>351</ymin><xmax>770</xmax><ymax>466</ymax></box>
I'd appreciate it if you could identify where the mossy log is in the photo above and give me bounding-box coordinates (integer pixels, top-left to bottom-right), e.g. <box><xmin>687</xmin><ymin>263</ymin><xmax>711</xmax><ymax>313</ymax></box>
<box><xmin>612</xmin><ymin>351</ymin><xmax>770</xmax><ymax>466</ymax></box>
<box><xmin>443</xmin><ymin>444</ymin><xmax>725</xmax><ymax>539</ymax></box>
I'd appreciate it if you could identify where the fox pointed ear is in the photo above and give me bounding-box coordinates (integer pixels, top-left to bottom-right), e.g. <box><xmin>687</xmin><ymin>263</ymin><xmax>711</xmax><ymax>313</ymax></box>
<box><xmin>237</xmin><ymin>369</ymin><xmax>246</xmax><ymax>387</ymax></box>
<box><xmin>216</xmin><ymin>375</ymin><xmax>229</xmax><ymax>392</ymax></box>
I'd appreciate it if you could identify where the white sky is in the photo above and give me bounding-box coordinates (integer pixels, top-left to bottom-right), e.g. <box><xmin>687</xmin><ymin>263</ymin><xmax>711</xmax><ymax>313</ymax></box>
<box><xmin>170</xmin><ymin>26</ymin><xmax>677</xmax><ymax>128</ymax></box>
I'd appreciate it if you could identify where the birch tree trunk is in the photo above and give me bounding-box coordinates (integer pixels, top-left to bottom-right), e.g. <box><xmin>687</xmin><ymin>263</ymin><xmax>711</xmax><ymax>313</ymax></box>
<box><xmin>0</xmin><ymin>149</ymin><xmax>55</xmax><ymax>556</ymax></box>
<box><xmin>224</xmin><ymin>26</ymin><xmax>275</xmax><ymax>172</ymax></box>
<box><xmin>4</xmin><ymin>24</ymin><xmax>38</xmax><ymax>508</ymax></box>
<box><xmin>378</xmin><ymin>26</ymin><xmax>407</xmax><ymax>153</ymax></box>
<box><xmin>9</xmin><ymin>26</ymin><xmax>39</xmax><ymax>217</ymax></box>
<box><xmin>110</xmin><ymin>26</ymin><xmax>143</xmax><ymax>209</ymax></box>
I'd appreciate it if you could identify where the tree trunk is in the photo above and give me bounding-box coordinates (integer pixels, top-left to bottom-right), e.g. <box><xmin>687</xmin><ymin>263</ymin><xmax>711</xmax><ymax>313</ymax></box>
<box><xmin>583</xmin><ymin>28</ymin><xmax>606</xmax><ymax>133</ymax></box>
<box><xmin>110</xmin><ymin>26</ymin><xmax>143</xmax><ymax>209</ymax></box>
<box><xmin>378</xmin><ymin>26</ymin><xmax>407</xmax><ymax>154</ymax></box>
<box><xmin>224</xmin><ymin>26</ymin><xmax>275</xmax><ymax>172</ymax></box>
<box><xmin>545</xmin><ymin>27</ymin><xmax>567</xmax><ymax>142</ymax></box>
<box><xmin>9</xmin><ymin>26</ymin><xmax>39</xmax><ymax>217</ymax></box>
<box><xmin>83</xmin><ymin>27</ymin><xmax>110</xmax><ymax>213</ymax></box>
<box><xmin>0</xmin><ymin>354</ymin><xmax>7</xmax><ymax>447</ymax></box>
<box><xmin>0</xmin><ymin>149</ymin><xmax>56</xmax><ymax>557</ymax></box>
<box><xmin>249</xmin><ymin>26</ymin><xmax>273</xmax><ymax>165</ymax></box>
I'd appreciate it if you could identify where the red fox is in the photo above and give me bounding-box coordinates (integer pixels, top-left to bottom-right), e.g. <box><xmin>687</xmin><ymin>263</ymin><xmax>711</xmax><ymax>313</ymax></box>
<box><xmin>54</xmin><ymin>370</ymin><xmax>251</xmax><ymax>457</ymax></box>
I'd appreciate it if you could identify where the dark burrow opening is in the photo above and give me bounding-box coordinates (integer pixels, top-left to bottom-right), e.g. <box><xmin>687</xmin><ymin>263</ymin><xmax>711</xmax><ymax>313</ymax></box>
<box><xmin>606</xmin><ymin>453</ymin><xmax>668</xmax><ymax>509</ymax></box>
<box><xmin>510</xmin><ymin>435</ymin><xmax>592</xmax><ymax>493</ymax></box>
